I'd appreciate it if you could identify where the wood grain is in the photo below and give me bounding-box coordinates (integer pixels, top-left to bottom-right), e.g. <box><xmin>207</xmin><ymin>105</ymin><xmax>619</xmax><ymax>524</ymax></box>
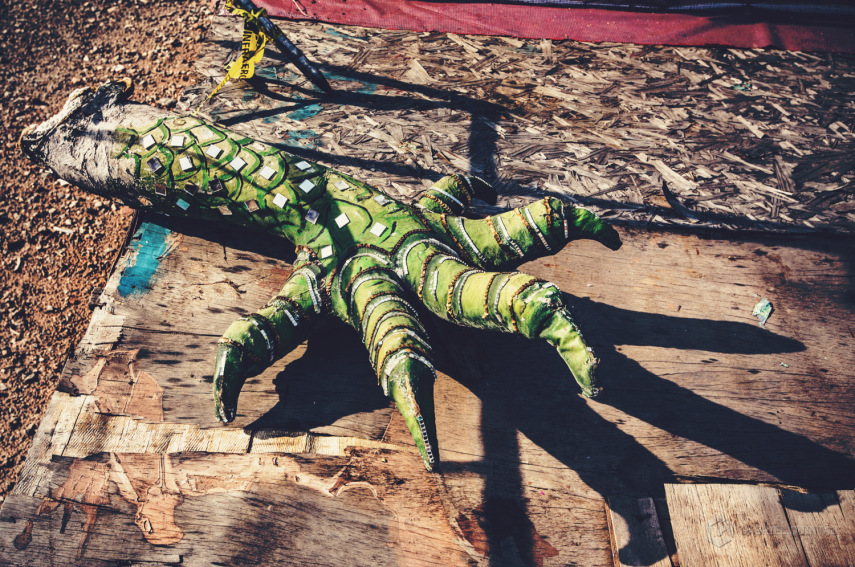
<box><xmin>665</xmin><ymin>484</ymin><xmax>806</xmax><ymax>567</ymax></box>
<box><xmin>780</xmin><ymin>489</ymin><xmax>855</xmax><ymax>567</ymax></box>
<box><xmin>606</xmin><ymin>496</ymin><xmax>672</xmax><ymax>567</ymax></box>
<box><xmin>3</xmin><ymin>19</ymin><xmax>855</xmax><ymax>562</ymax></box>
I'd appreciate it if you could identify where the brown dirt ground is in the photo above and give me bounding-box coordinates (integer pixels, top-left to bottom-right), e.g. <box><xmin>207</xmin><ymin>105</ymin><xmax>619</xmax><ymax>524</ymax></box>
<box><xmin>0</xmin><ymin>0</ymin><xmax>213</xmax><ymax>503</ymax></box>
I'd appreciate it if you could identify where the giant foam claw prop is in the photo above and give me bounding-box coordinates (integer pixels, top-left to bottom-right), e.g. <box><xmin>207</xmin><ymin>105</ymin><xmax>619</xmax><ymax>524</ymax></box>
<box><xmin>22</xmin><ymin>81</ymin><xmax>622</xmax><ymax>471</ymax></box>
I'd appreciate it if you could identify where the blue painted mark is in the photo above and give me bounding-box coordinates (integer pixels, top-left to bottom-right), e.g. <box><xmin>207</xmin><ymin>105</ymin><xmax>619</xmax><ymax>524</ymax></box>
<box><xmin>325</xmin><ymin>29</ymin><xmax>362</xmax><ymax>42</ymax></box>
<box><xmin>280</xmin><ymin>129</ymin><xmax>320</xmax><ymax>149</ymax></box>
<box><xmin>254</xmin><ymin>67</ymin><xmax>280</xmax><ymax>81</ymax></box>
<box><xmin>325</xmin><ymin>72</ymin><xmax>378</xmax><ymax>95</ymax></box>
<box><xmin>287</xmin><ymin>96</ymin><xmax>324</xmax><ymax>122</ymax></box>
<box><xmin>118</xmin><ymin>222</ymin><xmax>175</xmax><ymax>297</ymax></box>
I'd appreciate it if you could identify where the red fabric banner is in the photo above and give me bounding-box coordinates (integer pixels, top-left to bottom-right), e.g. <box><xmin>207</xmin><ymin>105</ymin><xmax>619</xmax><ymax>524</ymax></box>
<box><xmin>255</xmin><ymin>0</ymin><xmax>855</xmax><ymax>52</ymax></box>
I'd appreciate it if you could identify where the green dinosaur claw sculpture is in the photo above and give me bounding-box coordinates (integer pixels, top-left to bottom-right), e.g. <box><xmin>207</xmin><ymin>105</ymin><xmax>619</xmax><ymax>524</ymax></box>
<box><xmin>21</xmin><ymin>81</ymin><xmax>621</xmax><ymax>471</ymax></box>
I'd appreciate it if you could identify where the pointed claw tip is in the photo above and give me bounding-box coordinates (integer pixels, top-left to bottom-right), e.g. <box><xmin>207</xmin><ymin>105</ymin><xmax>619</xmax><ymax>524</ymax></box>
<box><xmin>582</xmin><ymin>385</ymin><xmax>602</xmax><ymax>399</ymax></box>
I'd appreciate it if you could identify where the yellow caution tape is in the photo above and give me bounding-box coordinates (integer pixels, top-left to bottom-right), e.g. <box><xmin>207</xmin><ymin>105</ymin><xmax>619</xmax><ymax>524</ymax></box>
<box><xmin>194</xmin><ymin>0</ymin><xmax>270</xmax><ymax>114</ymax></box>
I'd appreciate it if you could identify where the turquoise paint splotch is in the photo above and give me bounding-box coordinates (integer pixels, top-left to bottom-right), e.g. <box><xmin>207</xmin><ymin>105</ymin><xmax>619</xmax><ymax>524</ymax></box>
<box><xmin>325</xmin><ymin>72</ymin><xmax>378</xmax><ymax>95</ymax></box>
<box><xmin>287</xmin><ymin>97</ymin><xmax>324</xmax><ymax>122</ymax></box>
<box><xmin>118</xmin><ymin>222</ymin><xmax>175</xmax><ymax>297</ymax></box>
<box><xmin>281</xmin><ymin>129</ymin><xmax>320</xmax><ymax>149</ymax></box>
<box><xmin>325</xmin><ymin>29</ymin><xmax>363</xmax><ymax>42</ymax></box>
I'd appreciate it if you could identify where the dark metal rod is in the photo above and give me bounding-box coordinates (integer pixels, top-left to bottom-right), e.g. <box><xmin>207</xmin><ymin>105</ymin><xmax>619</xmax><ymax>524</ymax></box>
<box><xmin>231</xmin><ymin>0</ymin><xmax>333</xmax><ymax>94</ymax></box>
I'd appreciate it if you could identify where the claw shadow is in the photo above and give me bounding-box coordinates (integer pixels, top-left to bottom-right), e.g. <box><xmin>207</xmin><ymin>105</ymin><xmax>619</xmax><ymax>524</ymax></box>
<box><xmin>181</xmin><ymin>56</ymin><xmax>855</xmax><ymax>565</ymax></box>
<box><xmin>246</xmin><ymin>321</ymin><xmax>392</xmax><ymax>439</ymax></box>
<box><xmin>245</xmin><ymin>284</ymin><xmax>855</xmax><ymax>565</ymax></box>
<box><xmin>443</xmin><ymin>292</ymin><xmax>853</xmax><ymax>565</ymax></box>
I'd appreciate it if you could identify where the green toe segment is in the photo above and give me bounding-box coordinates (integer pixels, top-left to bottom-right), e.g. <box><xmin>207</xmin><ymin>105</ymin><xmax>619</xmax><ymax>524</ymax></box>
<box><xmin>537</xmin><ymin>312</ymin><xmax>600</xmax><ymax>398</ymax></box>
<box><xmin>213</xmin><ymin>271</ymin><xmax>316</xmax><ymax>424</ymax></box>
<box><xmin>417</xmin><ymin>175</ymin><xmax>473</xmax><ymax>215</ymax></box>
<box><xmin>512</xmin><ymin>282</ymin><xmax>601</xmax><ymax>397</ymax></box>
<box><xmin>385</xmin><ymin>355</ymin><xmax>438</xmax><ymax>471</ymax></box>
<box><xmin>566</xmin><ymin>206</ymin><xmax>622</xmax><ymax>251</ymax></box>
<box><xmin>213</xmin><ymin>342</ymin><xmax>248</xmax><ymax>423</ymax></box>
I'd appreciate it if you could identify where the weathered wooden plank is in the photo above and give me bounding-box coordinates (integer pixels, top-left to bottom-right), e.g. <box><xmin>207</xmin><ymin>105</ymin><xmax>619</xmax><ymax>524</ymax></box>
<box><xmin>665</xmin><ymin>484</ymin><xmax>807</xmax><ymax>567</ymax></box>
<box><xmin>11</xmin><ymin>393</ymin><xmax>88</xmax><ymax>499</ymax></box>
<box><xmin>0</xmin><ymin>451</ymin><xmax>472</xmax><ymax>567</ymax></box>
<box><xmin>606</xmin><ymin>496</ymin><xmax>672</xmax><ymax>567</ymax></box>
<box><xmin>780</xmin><ymin>489</ymin><xmax>855</xmax><ymax>567</ymax></box>
<box><xmin>4</xmin><ymin>218</ymin><xmax>855</xmax><ymax>566</ymax></box>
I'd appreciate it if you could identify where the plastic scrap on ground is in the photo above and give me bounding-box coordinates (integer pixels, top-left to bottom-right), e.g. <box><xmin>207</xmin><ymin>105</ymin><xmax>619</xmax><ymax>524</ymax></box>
<box><xmin>752</xmin><ymin>298</ymin><xmax>773</xmax><ymax>328</ymax></box>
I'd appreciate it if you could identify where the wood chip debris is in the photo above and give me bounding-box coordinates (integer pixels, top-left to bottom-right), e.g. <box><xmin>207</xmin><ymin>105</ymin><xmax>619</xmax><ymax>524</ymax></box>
<box><xmin>183</xmin><ymin>17</ymin><xmax>855</xmax><ymax>234</ymax></box>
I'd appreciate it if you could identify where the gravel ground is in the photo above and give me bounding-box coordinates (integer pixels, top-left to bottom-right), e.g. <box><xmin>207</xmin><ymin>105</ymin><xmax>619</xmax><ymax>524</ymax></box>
<box><xmin>0</xmin><ymin>0</ymin><xmax>212</xmax><ymax>502</ymax></box>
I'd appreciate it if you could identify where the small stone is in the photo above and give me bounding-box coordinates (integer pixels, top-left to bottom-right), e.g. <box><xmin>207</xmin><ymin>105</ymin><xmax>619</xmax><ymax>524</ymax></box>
<box><xmin>205</xmin><ymin>145</ymin><xmax>223</xmax><ymax>159</ymax></box>
<box><xmin>334</xmin><ymin>213</ymin><xmax>349</xmax><ymax>228</ymax></box>
<box><xmin>370</xmin><ymin>222</ymin><xmax>387</xmax><ymax>237</ymax></box>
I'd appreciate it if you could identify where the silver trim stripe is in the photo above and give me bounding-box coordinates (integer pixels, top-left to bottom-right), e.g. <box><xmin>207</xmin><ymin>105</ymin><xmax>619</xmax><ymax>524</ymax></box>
<box><xmin>495</xmin><ymin>216</ymin><xmax>524</xmax><ymax>258</ymax></box>
<box><xmin>338</xmin><ymin>252</ymin><xmax>391</xmax><ymax>301</ymax></box>
<box><xmin>456</xmin><ymin>217</ymin><xmax>487</xmax><ymax>265</ymax></box>
<box><xmin>454</xmin><ymin>269</ymin><xmax>482</xmax><ymax>317</ymax></box>
<box><xmin>368</xmin><ymin>311</ymin><xmax>428</xmax><ymax>349</ymax></box>
<box><xmin>360</xmin><ymin>295</ymin><xmax>420</xmax><ymax>337</ymax></box>
<box><xmin>245</xmin><ymin>317</ymin><xmax>275</xmax><ymax>362</ymax></box>
<box><xmin>375</xmin><ymin>328</ymin><xmax>431</xmax><ymax>351</ymax></box>
<box><xmin>417</xmin><ymin>415</ymin><xmax>435</xmax><ymax>464</ymax></box>
<box><xmin>492</xmin><ymin>276</ymin><xmax>512</xmax><ymax>324</ymax></box>
<box><xmin>429</xmin><ymin>256</ymin><xmax>458</xmax><ymax>299</ymax></box>
<box><xmin>524</xmin><ymin>207</ymin><xmax>551</xmax><ymax>251</ymax></box>
<box><xmin>350</xmin><ymin>274</ymin><xmax>399</xmax><ymax>300</ymax></box>
<box><xmin>431</xmin><ymin>187</ymin><xmax>463</xmax><ymax>208</ymax></box>
<box><xmin>294</xmin><ymin>268</ymin><xmax>322</xmax><ymax>313</ymax></box>
<box><xmin>399</xmin><ymin>238</ymin><xmax>458</xmax><ymax>277</ymax></box>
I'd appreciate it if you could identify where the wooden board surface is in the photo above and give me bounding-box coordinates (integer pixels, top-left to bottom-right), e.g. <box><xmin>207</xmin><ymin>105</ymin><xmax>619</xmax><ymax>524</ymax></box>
<box><xmin>666</xmin><ymin>484</ymin><xmax>855</xmax><ymax>567</ymax></box>
<box><xmin>780</xmin><ymin>489</ymin><xmax>855</xmax><ymax>567</ymax></box>
<box><xmin>0</xmin><ymin>212</ymin><xmax>853</xmax><ymax>565</ymax></box>
<box><xmin>666</xmin><ymin>484</ymin><xmax>806</xmax><ymax>567</ymax></box>
<box><xmin>606</xmin><ymin>496</ymin><xmax>672</xmax><ymax>567</ymax></box>
<box><xmin>3</xmin><ymin>18</ymin><xmax>855</xmax><ymax>565</ymax></box>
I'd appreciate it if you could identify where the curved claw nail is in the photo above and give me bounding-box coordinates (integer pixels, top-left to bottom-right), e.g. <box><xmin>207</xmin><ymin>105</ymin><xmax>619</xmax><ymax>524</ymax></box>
<box><xmin>213</xmin><ymin>342</ymin><xmax>247</xmax><ymax>424</ymax></box>
<box><xmin>386</xmin><ymin>356</ymin><xmax>439</xmax><ymax>471</ymax></box>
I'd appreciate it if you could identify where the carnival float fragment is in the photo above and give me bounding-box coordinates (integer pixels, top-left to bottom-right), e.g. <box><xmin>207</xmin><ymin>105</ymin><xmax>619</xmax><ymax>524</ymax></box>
<box><xmin>20</xmin><ymin>80</ymin><xmax>622</xmax><ymax>470</ymax></box>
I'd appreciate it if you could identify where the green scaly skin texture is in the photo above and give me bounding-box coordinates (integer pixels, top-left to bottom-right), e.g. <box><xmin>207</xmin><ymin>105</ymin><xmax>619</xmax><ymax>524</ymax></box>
<box><xmin>115</xmin><ymin>115</ymin><xmax>622</xmax><ymax>471</ymax></box>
